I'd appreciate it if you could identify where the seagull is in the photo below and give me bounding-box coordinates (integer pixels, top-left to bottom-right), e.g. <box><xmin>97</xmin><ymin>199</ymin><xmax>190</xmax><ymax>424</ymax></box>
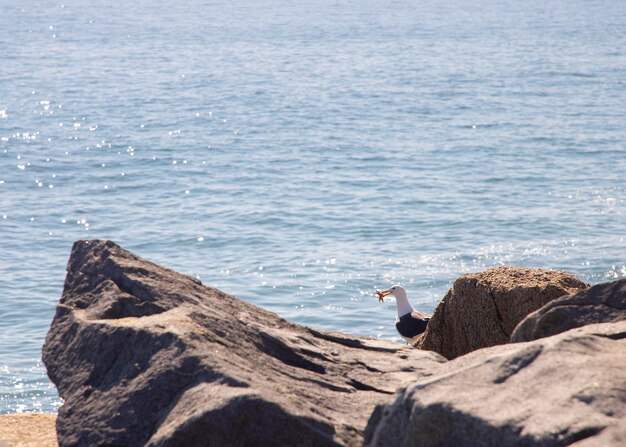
<box><xmin>376</xmin><ymin>285</ymin><xmax>430</xmax><ymax>344</ymax></box>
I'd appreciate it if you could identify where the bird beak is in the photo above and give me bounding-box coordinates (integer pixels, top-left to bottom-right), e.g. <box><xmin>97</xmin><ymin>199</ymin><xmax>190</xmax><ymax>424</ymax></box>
<box><xmin>376</xmin><ymin>289</ymin><xmax>392</xmax><ymax>302</ymax></box>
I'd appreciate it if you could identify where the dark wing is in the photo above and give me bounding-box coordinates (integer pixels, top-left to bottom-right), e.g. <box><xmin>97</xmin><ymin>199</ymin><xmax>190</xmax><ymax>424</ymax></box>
<box><xmin>396</xmin><ymin>314</ymin><xmax>429</xmax><ymax>339</ymax></box>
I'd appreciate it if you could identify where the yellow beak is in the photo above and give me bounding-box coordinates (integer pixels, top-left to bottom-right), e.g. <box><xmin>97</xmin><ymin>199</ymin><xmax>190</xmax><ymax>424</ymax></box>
<box><xmin>375</xmin><ymin>289</ymin><xmax>392</xmax><ymax>302</ymax></box>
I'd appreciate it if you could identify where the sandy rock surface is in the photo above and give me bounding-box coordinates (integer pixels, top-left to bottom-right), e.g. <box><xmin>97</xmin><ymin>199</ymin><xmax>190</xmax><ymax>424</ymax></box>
<box><xmin>415</xmin><ymin>266</ymin><xmax>588</xmax><ymax>359</ymax></box>
<box><xmin>0</xmin><ymin>414</ymin><xmax>57</xmax><ymax>447</ymax></box>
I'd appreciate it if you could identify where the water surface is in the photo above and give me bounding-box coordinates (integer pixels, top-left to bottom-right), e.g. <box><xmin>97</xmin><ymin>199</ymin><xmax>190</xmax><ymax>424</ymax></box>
<box><xmin>1</xmin><ymin>0</ymin><xmax>625</xmax><ymax>412</ymax></box>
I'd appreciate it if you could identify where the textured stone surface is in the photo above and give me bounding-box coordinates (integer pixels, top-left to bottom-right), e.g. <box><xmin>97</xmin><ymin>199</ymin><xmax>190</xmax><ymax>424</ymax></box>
<box><xmin>43</xmin><ymin>240</ymin><xmax>445</xmax><ymax>447</ymax></box>
<box><xmin>512</xmin><ymin>278</ymin><xmax>626</xmax><ymax>342</ymax></box>
<box><xmin>0</xmin><ymin>414</ymin><xmax>57</xmax><ymax>447</ymax></box>
<box><xmin>571</xmin><ymin>420</ymin><xmax>626</xmax><ymax>447</ymax></box>
<box><xmin>365</xmin><ymin>321</ymin><xmax>626</xmax><ymax>447</ymax></box>
<box><xmin>415</xmin><ymin>266</ymin><xmax>588</xmax><ymax>359</ymax></box>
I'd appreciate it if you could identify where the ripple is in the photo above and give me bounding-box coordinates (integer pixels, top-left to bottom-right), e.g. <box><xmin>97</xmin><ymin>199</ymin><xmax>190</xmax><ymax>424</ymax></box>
<box><xmin>1</xmin><ymin>0</ymin><xmax>625</xmax><ymax>413</ymax></box>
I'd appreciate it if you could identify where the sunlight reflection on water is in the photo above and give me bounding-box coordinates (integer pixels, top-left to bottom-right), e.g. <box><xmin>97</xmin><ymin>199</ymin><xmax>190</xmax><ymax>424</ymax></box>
<box><xmin>1</xmin><ymin>0</ymin><xmax>625</xmax><ymax>412</ymax></box>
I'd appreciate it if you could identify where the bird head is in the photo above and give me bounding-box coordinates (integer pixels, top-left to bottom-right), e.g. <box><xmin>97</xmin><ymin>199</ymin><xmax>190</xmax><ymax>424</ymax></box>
<box><xmin>375</xmin><ymin>285</ymin><xmax>406</xmax><ymax>302</ymax></box>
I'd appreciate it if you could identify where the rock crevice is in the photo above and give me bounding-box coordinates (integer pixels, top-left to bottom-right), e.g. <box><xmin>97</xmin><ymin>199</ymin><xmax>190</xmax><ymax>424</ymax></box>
<box><xmin>511</xmin><ymin>278</ymin><xmax>626</xmax><ymax>342</ymax></box>
<box><xmin>488</xmin><ymin>287</ymin><xmax>509</xmax><ymax>339</ymax></box>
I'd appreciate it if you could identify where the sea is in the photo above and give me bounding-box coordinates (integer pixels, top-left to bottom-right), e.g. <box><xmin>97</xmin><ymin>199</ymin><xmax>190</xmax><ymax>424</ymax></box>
<box><xmin>1</xmin><ymin>0</ymin><xmax>625</xmax><ymax>414</ymax></box>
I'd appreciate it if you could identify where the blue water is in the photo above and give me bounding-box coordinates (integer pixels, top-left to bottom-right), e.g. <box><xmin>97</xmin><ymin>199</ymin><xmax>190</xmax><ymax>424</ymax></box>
<box><xmin>1</xmin><ymin>0</ymin><xmax>625</xmax><ymax>414</ymax></box>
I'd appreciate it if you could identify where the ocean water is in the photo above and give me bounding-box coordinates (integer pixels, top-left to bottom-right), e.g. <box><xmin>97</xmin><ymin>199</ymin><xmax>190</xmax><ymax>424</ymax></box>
<box><xmin>1</xmin><ymin>0</ymin><xmax>625</xmax><ymax>414</ymax></box>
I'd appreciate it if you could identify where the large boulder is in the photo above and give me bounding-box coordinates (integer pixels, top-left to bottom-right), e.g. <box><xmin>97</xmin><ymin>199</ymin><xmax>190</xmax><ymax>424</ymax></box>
<box><xmin>365</xmin><ymin>321</ymin><xmax>626</xmax><ymax>447</ymax></box>
<box><xmin>415</xmin><ymin>266</ymin><xmax>588</xmax><ymax>359</ymax></box>
<box><xmin>511</xmin><ymin>278</ymin><xmax>626</xmax><ymax>342</ymax></box>
<box><xmin>43</xmin><ymin>240</ymin><xmax>446</xmax><ymax>447</ymax></box>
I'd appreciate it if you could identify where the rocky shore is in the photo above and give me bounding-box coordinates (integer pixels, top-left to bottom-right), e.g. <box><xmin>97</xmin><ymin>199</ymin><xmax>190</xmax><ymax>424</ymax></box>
<box><xmin>5</xmin><ymin>240</ymin><xmax>625</xmax><ymax>446</ymax></box>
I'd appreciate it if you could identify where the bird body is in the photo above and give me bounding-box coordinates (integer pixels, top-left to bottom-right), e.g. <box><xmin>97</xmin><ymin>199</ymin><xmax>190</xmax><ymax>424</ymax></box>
<box><xmin>376</xmin><ymin>285</ymin><xmax>430</xmax><ymax>344</ymax></box>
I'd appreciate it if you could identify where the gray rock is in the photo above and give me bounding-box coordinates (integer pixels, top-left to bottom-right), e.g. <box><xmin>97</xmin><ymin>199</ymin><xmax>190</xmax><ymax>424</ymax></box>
<box><xmin>511</xmin><ymin>278</ymin><xmax>626</xmax><ymax>343</ymax></box>
<box><xmin>365</xmin><ymin>321</ymin><xmax>626</xmax><ymax>447</ymax></box>
<box><xmin>43</xmin><ymin>240</ymin><xmax>446</xmax><ymax>447</ymax></box>
<box><xmin>415</xmin><ymin>266</ymin><xmax>588</xmax><ymax>359</ymax></box>
<box><xmin>571</xmin><ymin>420</ymin><xmax>626</xmax><ymax>447</ymax></box>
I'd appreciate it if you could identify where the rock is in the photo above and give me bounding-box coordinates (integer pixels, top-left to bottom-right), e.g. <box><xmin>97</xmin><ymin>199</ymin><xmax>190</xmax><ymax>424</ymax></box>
<box><xmin>511</xmin><ymin>278</ymin><xmax>626</xmax><ymax>342</ymax></box>
<box><xmin>415</xmin><ymin>266</ymin><xmax>588</xmax><ymax>359</ymax></box>
<box><xmin>0</xmin><ymin>413</ymin><xmax>57</xmax><ymax>447</ymax></box>
<box><xmin>570</xmin><ymin>419</ymin><xmax>626</xmax><ymax>447</ymax></box>
<box><xmin>43</xmin><ymin>240</ymin><xmax>446</xmax><ymax>447</ymax></box>
<box><xmin>365</xmin><ymin>321</ymin><xmax>626</xmax><ymax>447</ymax></box>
